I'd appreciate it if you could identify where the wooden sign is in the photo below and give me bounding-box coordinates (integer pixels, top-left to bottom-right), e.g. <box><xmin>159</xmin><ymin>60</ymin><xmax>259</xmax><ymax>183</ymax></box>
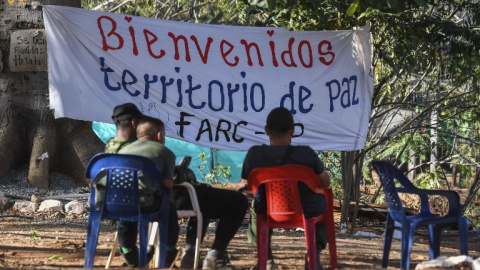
<box><xmin>9</xmin><ymin>29</ymin><xmax>47</xmax><ymax>72</ymax></box>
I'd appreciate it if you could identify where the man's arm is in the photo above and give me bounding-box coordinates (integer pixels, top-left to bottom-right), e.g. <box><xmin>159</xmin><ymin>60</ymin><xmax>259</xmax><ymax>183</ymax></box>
<box><xmin>239</xmin><ymin>150</ymin><xmax>252</xmax><ymax>191</ymax></box>
<box><xmin>161</xmin><ymin>148</ymin><xmax>176</xmax><ymax>189</ymax></box>
<box><xmin>318</xmin><ymin>171</ymin><xmax>331</xmax><ymax>188</ymax></box>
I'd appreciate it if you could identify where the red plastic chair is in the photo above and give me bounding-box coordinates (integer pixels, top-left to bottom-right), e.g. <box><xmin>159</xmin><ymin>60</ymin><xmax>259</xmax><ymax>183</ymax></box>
<box><xmin>247</xmin><ymin>164</ymin><xmax>337</xmax><ymax>270</ymax></box>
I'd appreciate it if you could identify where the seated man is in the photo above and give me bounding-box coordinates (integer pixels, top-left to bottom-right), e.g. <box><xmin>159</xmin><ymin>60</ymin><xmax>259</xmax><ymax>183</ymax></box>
<box><xmin>240</xmin><ymin>107</ymin><xmax>331</xmax><ymax>270</ymax></box>
<box><xmin>174</xmin><ymin>159</ymin><xmax>249</xmax><ymax>270</ymax></box>
<box><xmin>119</xmin><ymin>115</ymin><xmax>249</xmax><ymax>270</ymax></box>
<box><xmin>100</xmin><ymin>103</ymin><xmax>179</xmax><ymax>268</ymax></box>
<box><xmin>104</xmin><ymin>103</ymin><xmax>143</xmax><ymax>153</ymax></box>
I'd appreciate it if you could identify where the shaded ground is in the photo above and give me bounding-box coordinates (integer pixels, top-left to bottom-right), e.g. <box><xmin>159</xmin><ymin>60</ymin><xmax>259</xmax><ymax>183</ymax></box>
<box><xmin>1</xmin><ymin>211</ymin><xmax>479</xmax><ymax>270</ymax></box>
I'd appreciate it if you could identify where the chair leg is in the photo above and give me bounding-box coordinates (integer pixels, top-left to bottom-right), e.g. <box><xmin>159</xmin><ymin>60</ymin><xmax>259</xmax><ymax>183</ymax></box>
<box><xmin>400</xmin><ymin>223</ymin><xmax>414</xmax><ymax>270</ymax></box>
<box><xmin>157</xmin><ymin>204</ymin><xmax>170</xmax><ymax>268</ymax></box>
<box><xmin>303</xmin><ymin>219</ymin><xmax>317</xmax><ymax>270</ymax></box>
<box><xmin>84</xmin><ymin>218</ymin><xmax>102</xmax><ymax>268</ymax></box>
<box><xmin>148</xmin><ymin>222</ymin><xmax>160</xmax><ymax>268</ymax></box>
<box><xmin>428</xmin><ymin>224</ymin><xmax>441</xmax><ymax>259</ymax></box>
<box><xmin>257</xmin><ymin>215</ymin><xmax>269</xmax><ymax>270</ymax></box>
<box><xmin>325</xmin><ymin>213</ymin><xmax>337</xmax><ymax>270</ymax></box>
<box><xmin>382</xmin><ymin>216</ymin><xmax>394</xmax><ymax>268</ymax></box>
<box><xmin>193</xmin><ymin>214</ymin><xmax>203</xmax><ymax>270</ymax></box>
<box><xmin>105</xmin><ymin>232</ymin><xmax>119</xmax><ymax>269</ymax></box>
<box><xmin>139</xmin><ymin>218</ymin><xmax>150</xmax><ymax>268</ymax></box>
<box><xmin>459</xmin><ymin>218</ymin><xmax>469</xmax><ymax>256</ymax></box>
<box><xmin>148</xmin><ymin>222</ymin><xmax>159</xmax><ymax>246</ymax></box>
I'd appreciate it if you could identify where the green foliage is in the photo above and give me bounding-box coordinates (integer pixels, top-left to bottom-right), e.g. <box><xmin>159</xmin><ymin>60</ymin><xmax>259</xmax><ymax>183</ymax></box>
<box><xmin>380</xmin><ymin>134</ymin><xmax>429</xmax><ymax>162</ymax></box>
<box><xmin>415</xmin><ymin>170</ymin><xmax>441</xmax><ymax>189</ymax></box>
<box><xmin>195</xmin><ymin>152</ymin><xmax>232</xmax><ymax>185</ymax></box>
<box><xmin>347</xmin><ymin>0</ymin><xmax>360</xmax><ymax>16</ymax></box>
<box><xmin>344</xmin><ymin>1</ymin><xmax>478</xmax><ymax>213</ymax></box>
<box><xmin>48</xmin><ymin>255</ymin><xmax>63</xmax><ymax>260</ymax></box>
<box><xmin>318</xmin><ymin>151</ymin><xmax>342</xmax><ymax>198</ymax></box>
<box><xmin>81</xmin><ymin>0</ymin><xmax>480</xmax><ymax>214</ymax></box>
<box><xmin>29</xmin><ymin>227</ymin><xmax>39</xmax><ymax>240</ymax></box>
<box><xmin>373</xmin><ymin>190</ymin><xmax>386</xmax><ymax>205</ymax></box>
<box><xmin>82</xmin><ymin>0</ymin><xmax>246</xmax><ymax>24</ymax></box>
<box><xmin>463</xmin><ymin>202</ymin><xmax>480</xmax><ymax>230</ymax></box>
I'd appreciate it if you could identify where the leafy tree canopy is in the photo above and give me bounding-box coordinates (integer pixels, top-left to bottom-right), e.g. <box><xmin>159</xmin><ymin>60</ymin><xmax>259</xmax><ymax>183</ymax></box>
<box><xmin>83</xmin><ymin>0</ymin><xmax>480</xmax><ymax>222</ymax></box>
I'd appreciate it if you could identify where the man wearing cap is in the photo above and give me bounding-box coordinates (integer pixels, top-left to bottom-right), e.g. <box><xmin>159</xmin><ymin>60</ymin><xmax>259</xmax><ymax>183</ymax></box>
<box><xmin>240</xmin><ymin>107</ymin><xmax>331</xmax><ymax>270</ymax></box>
<box><xmin>95</xmin><ymin>103</ymin><xmax>144</xmax><ymax>208</ymax></box>
<box><xmin>105</xmin><ymin>102</ymin><xmax>143</xmax><ymax>153</ymax></box>
<box><xmin>97</xmin><ymin>103</ymin><xmax>180</xmax><ymax>268</ymax></box>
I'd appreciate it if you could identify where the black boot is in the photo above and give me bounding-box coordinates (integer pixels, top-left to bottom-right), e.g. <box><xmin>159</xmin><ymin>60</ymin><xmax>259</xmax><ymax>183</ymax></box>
<box><xmin>180</xmin><ymin>246</ymin><xmax>203</xmax><ymax>269</ymax></box>
<box><xmin>147</xmin><ymin>245</ymin><xmax>155</xmax><ymax>264</ymax></box>
<box><xmin>304</xmin><ymin>252</ymin><xmax>323</xmax><ymax>270</ymax></box>
<box><xmin>120</xmin><ymin>246</ymin><xmax>138</xmax><ymax>268</ymax></box>
<box><xmin>166</xmin><ymin>248</ymin><xmax>179</xmax><ymax>268</ymax></box>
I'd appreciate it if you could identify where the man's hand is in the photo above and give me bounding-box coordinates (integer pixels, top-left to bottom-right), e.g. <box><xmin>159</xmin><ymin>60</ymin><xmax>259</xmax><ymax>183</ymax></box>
<box><xmin>238</xmin><ymin>178</ymin><xmax>253</xmax><ymax>197</ymax></box>
<box><xmin>238</xmin><ymin>184</ymin><xmax>247</xmax><ymax>193</ymax></box>
<box><xmin>164</xmin><ymin>178</ymin><xmax>174</xmax><ymax>188</ymax></box>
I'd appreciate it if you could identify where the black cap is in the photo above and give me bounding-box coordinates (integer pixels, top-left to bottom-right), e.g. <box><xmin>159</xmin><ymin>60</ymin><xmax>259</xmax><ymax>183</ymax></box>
<box><xmin>111</xmin><ymin>103</ymin><xmax>143</xmax><ymax>122</ymax></box>
<box><xmin>266</xmin><ymin>107</ymin><xmax>294</xmax><ymax>132</ymax></box>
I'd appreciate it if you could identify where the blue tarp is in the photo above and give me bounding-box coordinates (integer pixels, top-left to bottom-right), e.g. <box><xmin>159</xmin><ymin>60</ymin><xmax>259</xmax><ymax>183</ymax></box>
<box><xmin>93</xmin><ymin>122</ymin><xmax>245</xmax><ymax>183</ymax></box>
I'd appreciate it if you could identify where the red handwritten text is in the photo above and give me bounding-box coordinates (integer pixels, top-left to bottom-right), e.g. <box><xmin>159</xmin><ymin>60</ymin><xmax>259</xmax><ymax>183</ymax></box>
<box><xmin>97</xmin><ymin>15</ymin><xmax>336</xmax><ymax>68</ymax></box>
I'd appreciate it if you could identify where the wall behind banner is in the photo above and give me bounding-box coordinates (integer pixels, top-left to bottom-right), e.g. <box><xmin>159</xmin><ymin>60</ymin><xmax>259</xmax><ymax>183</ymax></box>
<box><xmin>92</xmin><ymin>122</ymin><xmax>246</xmax><ymax>183</ymax></box>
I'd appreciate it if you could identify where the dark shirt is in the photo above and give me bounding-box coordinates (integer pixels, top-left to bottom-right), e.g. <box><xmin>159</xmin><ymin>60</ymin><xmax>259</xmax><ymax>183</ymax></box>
<box><xmin>241</xmin><ymin>144</ymin><xmax>325</xmax><ymax>179</ymax></box>
<box><xmin>241</xmin><ymin>144</ymin><xmax>326</xmax><ymax>217</ymax></box>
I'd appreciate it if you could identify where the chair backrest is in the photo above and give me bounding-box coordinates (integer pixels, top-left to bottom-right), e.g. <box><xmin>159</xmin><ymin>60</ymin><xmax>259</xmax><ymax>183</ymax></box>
<box><xmin>247</xmin><ymin>164</ymin><xmax>324</xmax><ymax>223</ymax></box>
<box><xmin>372</xmin><ymin>160</ymin><xmax>418</xmax><ymax>220</ymax></box>
<box><xmin>86</xmin><ymin>153</ymin><xmax>165</xmax><ymax>218</ymax></box>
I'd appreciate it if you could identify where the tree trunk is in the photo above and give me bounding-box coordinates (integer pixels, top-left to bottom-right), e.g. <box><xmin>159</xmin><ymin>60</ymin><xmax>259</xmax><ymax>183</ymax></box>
<box><xmin>0</xmin><ymin>0</ymin><xmax>104</xmax><ymax>187</ymax></box>
<box><xmin>28</xmin><ymin>108</ymin><xmax>56</xmax><ymax>189</ymax></box>
<box><xmin>340</xmin><ymin>150</ymin><xmax>364</xmax><ymax>234</ymax></box>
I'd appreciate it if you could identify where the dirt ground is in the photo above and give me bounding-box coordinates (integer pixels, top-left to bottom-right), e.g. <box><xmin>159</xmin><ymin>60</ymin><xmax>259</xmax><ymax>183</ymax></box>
<box><xmin>1</xmin><ymin>210</ymin><xmax>479</xmax><ymax>270</ymax></box>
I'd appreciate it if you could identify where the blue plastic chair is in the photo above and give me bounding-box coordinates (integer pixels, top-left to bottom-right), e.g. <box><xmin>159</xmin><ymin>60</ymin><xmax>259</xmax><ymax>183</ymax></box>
<box><xmin>84</xmin><ymin>153</ymin><xmax>171</xmax><ymax>269</ymax></box>
<box><xmin>371</xmin><ymin>160</ymin><xmax>468</xmax><ymax>270</ymax></box>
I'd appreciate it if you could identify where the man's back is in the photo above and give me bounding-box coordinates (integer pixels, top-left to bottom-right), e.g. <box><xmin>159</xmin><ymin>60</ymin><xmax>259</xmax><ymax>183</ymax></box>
<box><xmin>241</xmin><ymin>107</ymin><xmax>329</xmax><ymax>270</ymax></box>
<box><xmin>105</xmin><ymin>138</ymin><xmax>132</xmax><ymax>153</ymax></box>
<box><xmin>118</xmin><ymin>140</ymin><xmax>176</xmax><ymax>209</ymax></box>
<box><xmin>119</xmin><ymin>140</ymin><xmax>176</xmax><ymax>177</ymax></box>
<box><xmin>241</xmin><ymin>144</ymin><xmax>324</xmax><ymax>178</ymax></box>
<box><xmin>242</xmin><ymin>144</ymin><xmax>326</xmax><ymax>217</ymax></box>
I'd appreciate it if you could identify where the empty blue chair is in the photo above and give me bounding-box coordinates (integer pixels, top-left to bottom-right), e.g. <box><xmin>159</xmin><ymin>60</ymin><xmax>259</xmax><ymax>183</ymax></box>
<box><xmin>371</xmin><ymin>160</ymin><xmax>468</xmax><ymax>270</ymax></box>
<box><xmin>84</xmin><ymin>153</ymin><xmax>170</xmax><ymax>269</ymax></box>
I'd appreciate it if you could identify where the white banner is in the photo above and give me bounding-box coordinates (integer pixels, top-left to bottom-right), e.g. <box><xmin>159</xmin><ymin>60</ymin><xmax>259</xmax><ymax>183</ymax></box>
<box><xmin>43</xmin><ymin>5</ymin><xmax>373</xmax><ymax>151</ymax></box>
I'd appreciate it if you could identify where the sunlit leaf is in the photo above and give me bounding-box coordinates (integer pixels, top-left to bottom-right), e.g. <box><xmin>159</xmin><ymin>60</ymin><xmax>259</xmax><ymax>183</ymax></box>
<box><xmin>346</xmin><ymin>0</ymin><xmax>360</xmax><ymax>16</ymax></box>
<box><xmin>48</xmin><ymin>255</ymin><xmax>63</xmax><ymax>260</ymax></box>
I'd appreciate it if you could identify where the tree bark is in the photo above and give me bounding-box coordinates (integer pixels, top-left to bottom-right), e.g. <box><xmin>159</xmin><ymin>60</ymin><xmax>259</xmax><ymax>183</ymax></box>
<box><xmin>28</xmin><ymin>108</ymin><xmax>56</xmax><ymax>188</ymax></box>
<box><xmin>340</xmin><ymin>150</ymin><xmax>364</xmax><ymax>234</ymax></box>
<box><xmin>0</xmin><ymin>0</ymin><xmax>104</xmax><ymax>187</ymax></box>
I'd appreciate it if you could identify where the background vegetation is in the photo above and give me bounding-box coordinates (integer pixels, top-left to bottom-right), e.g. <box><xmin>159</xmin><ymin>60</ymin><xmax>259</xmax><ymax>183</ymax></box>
<box><xmin>81</xmin><ymin>0</ymin><xmax>480</xmax><ymax>227</ymax></box>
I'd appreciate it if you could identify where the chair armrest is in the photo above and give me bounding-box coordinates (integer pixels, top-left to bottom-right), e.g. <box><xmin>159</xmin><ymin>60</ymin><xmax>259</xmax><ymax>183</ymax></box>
<box><xmin>175</xmin><ymin>182</ymin><xmax>196</xmax><ymax>196</ymax></box>
<box><xmin>420</xmin><ymin>189</ymin><xmax>462</xmax><ymax>216</ymax></box>
<box><xmin>398</xmin><ymin>188</ymin><xmax>462</xmax><ymax>216</ymax></box>
<box><xmin>174</xmin><ymin>182</ymin><xmax>200</xmax><ymax>205</ymax></box>
<box><xmin>315</xmin><ymin>187</ymin><xmax>334</xmax><ymax>211</ymax></box>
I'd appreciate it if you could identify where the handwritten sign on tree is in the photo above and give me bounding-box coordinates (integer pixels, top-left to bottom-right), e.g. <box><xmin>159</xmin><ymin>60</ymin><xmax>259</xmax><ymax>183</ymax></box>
<box><xmin>43</xmin><ymin>5</ymin><xmax>373</xmax><ymax>151</ymax></box>
<box><xmin>9</xmin><ymin>29</ymin><xmax>47</xmax><ymax>72</ymax></box>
